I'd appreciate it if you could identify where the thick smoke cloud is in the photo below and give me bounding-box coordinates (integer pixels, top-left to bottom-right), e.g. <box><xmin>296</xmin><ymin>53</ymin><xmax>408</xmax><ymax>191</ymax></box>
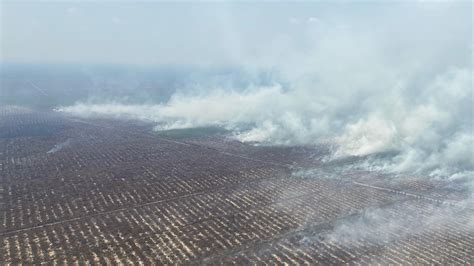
<box><xmin>58</xmin><ymin>2</ymin><xmax>473</xmax><ymax>181</ymax></box>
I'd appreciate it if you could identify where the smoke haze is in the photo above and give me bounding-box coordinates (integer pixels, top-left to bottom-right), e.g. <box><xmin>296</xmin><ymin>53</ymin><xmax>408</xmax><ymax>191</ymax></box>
<box><xmin>49</xmin><ymin>2</ymin><xmax>473</xmax><ymax>184</ymax></box>
<box><xmin>1</xmin><ymin>0</ymin><xmax>473</xmax><ymax>258</ymax></box>
<box><xmin>2</xmin><ymin>0</ymin><xmax>473</xmax><ymax>207</ymax></box>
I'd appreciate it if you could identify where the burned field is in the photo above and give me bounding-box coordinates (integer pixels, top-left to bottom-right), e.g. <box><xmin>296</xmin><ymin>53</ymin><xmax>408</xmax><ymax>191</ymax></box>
<box><xmin>1</xmin><ymin>106</ymin><xmax>473</xmax><ymax>265</ymax></box>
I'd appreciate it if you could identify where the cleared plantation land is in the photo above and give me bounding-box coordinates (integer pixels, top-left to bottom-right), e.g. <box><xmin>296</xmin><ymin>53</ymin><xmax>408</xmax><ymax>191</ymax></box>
<box><xmin>1</xmin><ymin>106</ymin><xmax>473</xmax><ymax>264</ymax></box>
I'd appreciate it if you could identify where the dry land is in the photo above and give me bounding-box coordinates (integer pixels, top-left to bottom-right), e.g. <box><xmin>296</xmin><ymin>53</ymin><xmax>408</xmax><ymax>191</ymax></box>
<box><xmin>1</xmin><ymin>106</ymin><xmax>473</xmax><ymax>265</ymax></box>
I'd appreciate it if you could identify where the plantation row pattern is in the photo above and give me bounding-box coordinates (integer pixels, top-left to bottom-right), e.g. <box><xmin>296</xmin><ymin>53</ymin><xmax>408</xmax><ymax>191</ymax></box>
<box><xmin>1</xmin><ymin>106</ymin><xmax>472</xmax><ymax>264</ymax></box>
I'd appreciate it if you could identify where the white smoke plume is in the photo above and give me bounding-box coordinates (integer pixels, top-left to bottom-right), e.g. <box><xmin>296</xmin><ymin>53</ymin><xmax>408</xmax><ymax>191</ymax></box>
<box><xmin>47</xmin><ymin>138</ymin><xmax>72</xmax><ymax>154</ymax></box>
<box><xmin>57</xmin><ymin>2</ymin><xmax>473</xmax><ymax>181</ymax></box>
<box><xmin>321</xmin><ymin>200</ymin><xmax>474</xmax><ymax>249</ymax></box>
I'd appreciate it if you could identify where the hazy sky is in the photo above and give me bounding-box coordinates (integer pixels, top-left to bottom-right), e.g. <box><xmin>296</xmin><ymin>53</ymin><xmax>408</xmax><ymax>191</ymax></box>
<box><xmin>1</xmin><ymin>1</ymin><xmax>472</xmax><ymax>66</ymax></box>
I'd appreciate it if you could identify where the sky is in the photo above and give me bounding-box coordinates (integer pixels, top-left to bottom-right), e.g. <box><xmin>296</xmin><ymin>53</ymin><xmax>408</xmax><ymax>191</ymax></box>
<box><xmin>1</xmin><ymin>1</ymin><xmax>471</xmax><ymax>66</ymax></box>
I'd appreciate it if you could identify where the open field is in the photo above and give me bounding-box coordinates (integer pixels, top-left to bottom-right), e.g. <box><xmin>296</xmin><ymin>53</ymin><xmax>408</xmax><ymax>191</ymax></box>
<box><xmin>1</xmin><ymin>106</ymin><xmax>473</xmax><ymax>265</ymax></box>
